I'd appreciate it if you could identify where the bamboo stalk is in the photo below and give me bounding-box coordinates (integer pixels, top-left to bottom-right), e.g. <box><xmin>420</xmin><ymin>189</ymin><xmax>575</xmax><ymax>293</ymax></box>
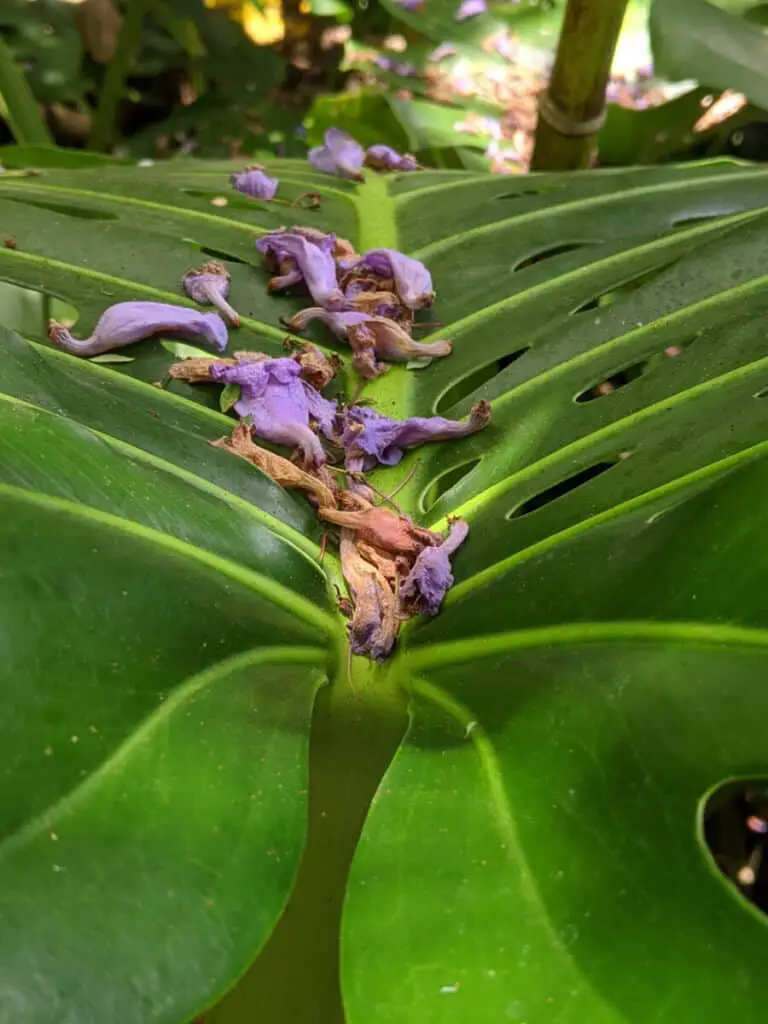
<box><xmin>531</xmin><ymin>0</ymin><xmax>630</xmax><ymax>171</ymax></box>
<box><xmin>88</xmin><ymin>0</ymin><xmax>149</xmax><ymax>152</ymax></box>
<box><xmin>0</xmin><ymin>36</ymin><xmax>52</xmax><ymax>145</ymax></box>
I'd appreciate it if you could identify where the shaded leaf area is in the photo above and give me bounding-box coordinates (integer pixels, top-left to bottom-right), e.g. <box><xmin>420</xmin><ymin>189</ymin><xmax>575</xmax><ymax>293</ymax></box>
<box><xmin>344</xmin><ymin>632</ymin><xmax>768</xmax><ymax>1023</ymax></box>
<box><xmin>0</xmin><ymin>483</ymin><xmax>328</xmax><ymax>1022</ymax></box>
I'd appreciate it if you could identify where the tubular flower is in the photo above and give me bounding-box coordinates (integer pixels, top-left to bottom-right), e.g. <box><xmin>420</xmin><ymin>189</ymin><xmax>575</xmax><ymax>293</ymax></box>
<box><xmin>365</xmin><ymin>145</ymin><xmax>421</xmax><ymax>172</ymax></box>
<box><xmin>340</xmin><ymin>533</ymin><xmax>399</xmax><ymax>661</ymax></box>
<box><xmin>342</xmin><ymin>400</ymin><xmax>491</xmax><ymax>470</ymax></box>
<box><xmin>182</xmin><ymin>262</ymin><xmax>240</xmax><ymax>326</ymax></box>
<box><xmin>48</xmin><ymin>301</ymin><xmax>228</xmax><ymax>356</ymax></box>
<box><xmin>229</xmin><ymin>165</ymin><xmax>278</xmax><ymax>200</ymax></box>
<box><xmin>455</xmin><ymin>0</ymin><xmax>487</xmax><ymax>19</ymax></box>
<box><xmin>348</xmin><ymin>248</ymin><xmax>434</xmax><ymax>309</ymax></box>
<box><xmin>256</xmin><ymin>230</ymin><xmax>345</xmax><ymax>308</ymax></box>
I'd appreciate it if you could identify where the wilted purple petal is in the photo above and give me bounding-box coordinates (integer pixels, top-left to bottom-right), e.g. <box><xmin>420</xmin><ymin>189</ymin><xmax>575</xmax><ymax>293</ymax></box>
<box><xmin>429</xmin><ymin>43</ymin><xmax>457</xmax><ymax>62</ymax></box>
<box><xmin>210</xmin><ymin>357</ymin><xmax>337</xmax><ymax>467</ymax></box>
<box><xmin>230</xmin><ymin>166</ymin><xmax>278</xmax><ymax>200</ymax></box>
<box><xmin>343</xmin><ymin>400</ymin><xmax>490</xmax><ymax>469</ymax></box>
<box><xmin>455</xmin><ymin>0</ymin><xmax>486</xmax><ymax>19</ymax></box>
<box><xmin>401</xmin><ymin>520</ymin><xmax>469</xmax><ymax>615</ymax></box>
<box><xmin>48</xmin><ymin>301</ymin><xmax>228</xmax><ymax>357</ymax></box>
<box><xmin>353</xmin><ymin>248</ymin><xmax>434</xmax><ymax>309</ymax></box>
<box><xmin>256</xmin><ymin>231</ymin><xmax>344</xmax><ymax>308</ymax></box>
<box><xmin>366</xmin><ymin>145</ymin><xmax>421</xmax><ymax>172</ymax></box>
<box><xmin>308</xmin><ymin>128</ymin><xmax>365</xmax><ymax>181</ymax></box>
<box><xmin>183</xmin><ymin>261</ymin><xmax>240</xmax><ymax>326</ymax></box>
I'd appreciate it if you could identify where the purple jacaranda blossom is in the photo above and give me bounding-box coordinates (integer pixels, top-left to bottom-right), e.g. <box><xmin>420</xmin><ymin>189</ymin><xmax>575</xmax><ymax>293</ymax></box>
<box><xmin>183</xmin><ymin>261</ymin><xmax>240</xmax><ymax>326</ymax></box>
<box><xmin>48</xmin><ymin>301</ymin><xmax>228</xmax><ymax>357</ymax></box>
<box><xmin>365</xmin><ymin>145</ymin><xmax>421</xmax><ymax>172</ymax></box>
<box><xmin>210</xmin><ymin>357</ymin><xmax>336</xmax><ymax>467</ymax></box>
<box><xmin>287</xmin><ymin>307</ymin><xmax>450</xmax><ymax>379</ymax></box>
<box><xmin>308</xmin><ymin>128</ymin><xmax>366</xmax><ymax>181</ymax></box>
<box><xmin>429</xmin><ymin>43</ymin><xmax>457</xmax><ymax>62</ymax></box>
<box><xmin>343</xmin><ymin>400</ymin><xmax>491</xmax><ymax>471</ymax></box>
<box><xmin>229</xmin><ymin>165</ymin><xmax>278</xmax><ymax>200</ymax></box>
<box><xmin>455</xmin><ymin>0</ymin><xmax>486</xmax><ymax>18</ymax></box>
<box><xmin>349</xmin><ymin>248</ymin><xmax>434</xmax><ymax>309</ymax></box>
<box><xmin>400</xmin><ymin>519</ymin><xmax>469</xmax><ymax>615</ymax></box>
<box><xmin>256</xmin><ymin>230</ymin><xmax>345</xmax><ymax>308</ymax></box>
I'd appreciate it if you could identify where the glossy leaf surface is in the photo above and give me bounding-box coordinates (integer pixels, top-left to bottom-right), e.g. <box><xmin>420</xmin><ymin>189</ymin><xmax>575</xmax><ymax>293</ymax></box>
<box><xmin>0</xmin><ymin>153</ymin><xmax>766</xmax><ymax>1022</ymax></box>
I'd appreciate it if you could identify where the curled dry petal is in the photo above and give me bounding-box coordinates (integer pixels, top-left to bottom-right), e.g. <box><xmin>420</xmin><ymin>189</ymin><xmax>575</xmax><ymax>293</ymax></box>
<box><xmin>365</xmin><ymin>145</ymin><xmax>421</xmax><ymax>172</ymax></box>
<box><xmin>48</xmin><ymin>301</ymin><xmax>229</xmax><ymax>357</ymax></box>
<box><xmin>182</xmin><ymin>261</ymin><xmax>240</xmax><ymax>326</ymax></box>
<box><xmin>210</xmin><ymin>421</ymin><xmax>337</xmax><ymax>510</ymax></box>
<box><xmin>168</xmin><ymin>356</ymin><xmax>228</xmax><ymax>383</ymax></box>
<box><xmin>308</xmin><ymin>128</ymin><xmax>366</xmax><ymax>181</ymax></box>
<box><xmin>455</xmin><ymin>0</ymin><xmax>487</xmax><ymax>19</ymax></box>
<box><xmin>288</xmin><ymin>341</ymin><xmax>340</xmax><ymax>391</ymax></box>
<box><xmin>230</xmin><ymin>165</ymin><xmax>278</xmax><ymax>200</ymax></box>
<box><xmin>256</xmin><ymin>231</ymin><xmax>344</xmax><ymax>308</ymax></box>
<box><xmin>353</xmin><ymin>249</ymin><xmax>434</xmax><ymax>309</ymax></box>
<box><xmin>340</xmin><ymin>532</ymin><xmax>399</xmax><ymax>661</ymax></box>
<box><xmin>400</xmin><ymin>519</ymin><xmax>469</xmax><ymax>615</ymax></box>
<box><xmin>210</xmin><ymin>357</ymin><xmax>336</xmax><ymax>467</ymax></box>
<box><xmin>343</xmin><ymin>399</ymin><xmax>491</xmax><ymax>469</ymax></box>
<box><xmin>319</xmin><ymin>503</ymin><xmax>440</xmax><ymax>556</ymax></box>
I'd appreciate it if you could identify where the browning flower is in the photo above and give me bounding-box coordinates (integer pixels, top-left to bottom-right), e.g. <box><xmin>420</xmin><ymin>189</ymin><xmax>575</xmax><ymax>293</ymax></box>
<box><xmin>400</xmin><ymin>519</ymin><xmax>469</xmax><ymax>615</ymax></box>
<box><xmin>256</xmin><ymin>230</ymin><xmax>344</xmax><ymax>308</ymax></box>
<box><xmin>319</xmin><ymin>502</ymin><xmax>440</xmax><ymax>556</ymax></box>
<box><xmin>182</xmin><ymin>261</ymin><xmax>240</xmax><ymax>326</ymax></box>
<box><xmin>340</xmin><ymin>533</ymin><xmax>399</xmax><ymax>660</ymax></box>
<box><xmin>348</xmin><ymin>248</ymin><xmax>434</xmax><ymax>309</ymax></box>
<box><xmin>365</xmin><ymin>145</ymin><xmax>421</xmax><ymax>172</ymax></box>
<box><xmin>48</xmin><ymin>301</ymin><xmax>228</xmax><ymax>356</ymax></box>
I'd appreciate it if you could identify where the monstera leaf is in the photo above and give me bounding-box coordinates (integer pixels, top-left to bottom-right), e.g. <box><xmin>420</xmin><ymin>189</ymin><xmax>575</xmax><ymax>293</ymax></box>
<box><xmin>0</xmin><ymin>152</ymin><xmax>767</xmax><ymax>1024</ymax></box>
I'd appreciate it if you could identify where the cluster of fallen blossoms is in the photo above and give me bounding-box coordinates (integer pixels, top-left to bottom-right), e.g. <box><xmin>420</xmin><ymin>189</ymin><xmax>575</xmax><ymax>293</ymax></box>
<box><xmin>47</xmin><ymin>149</ymin><xmax>490</xmax><ymax>661</ymax></box>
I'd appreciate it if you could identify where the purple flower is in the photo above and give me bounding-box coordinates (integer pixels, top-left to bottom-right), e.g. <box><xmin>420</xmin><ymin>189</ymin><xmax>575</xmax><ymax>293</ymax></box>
<box><xmin>343</xmin><ymin>400</ymin><xmax>491</xmax><ymax>470</ymax></box>
<box><xmin>400</xmin><ymin>520</ymin><xmax>469</xmax><ymax>615</ymax></box>
<box><xmin>455</xmin><ymin>0</ymin><xmax>486</xmax><ymax>18</ymax></box>
<box><xmin>308</xmin><ymin>128</ymin><xmax>366</xmax><ymax>181</ymax></box>
<box><xmin>230</xmin><ymin>165</ymin><xmax>278</xmax><ymax>200</ymax></box>
<box><xmin>48</xmin><ymin>301</ymin><xmax>228</xmax><ymax>357</ymax></box>
<box><xmin>256</xmin><ymin>230</ymin><xmax>344</xmax><ymax>308</ymax></box>
<box><xmin>394</xmin><ymin>0</ymin><xmax>424</xmax><ymax>11</ymax></box>
<box><xmin>429</xmin><ymin>43</ymin><xmax>457</xmax><ymax>62</ymax></box>
<box><xmin>210</xmin><ymin>357</ymin><xmax>337</xmax><ymax>467</ymax></box>
<box><xmin>351</xmin><ymin>248</ymin><xmax>434</xmax><ymax>309</ymax></box>
<box><xmin>365</xmin><ymin>145</ymin><xmax>421</xmax><ymax>172</ymax></box>
<box><xmin>182</xmin><ymin>261</ymin><xmax>240</xmax><ymax>326</ymax></box>
<box><xmin>287</xmin><ymin>307</ymin><xmax>451</xmax><ymax>379</ymax></box>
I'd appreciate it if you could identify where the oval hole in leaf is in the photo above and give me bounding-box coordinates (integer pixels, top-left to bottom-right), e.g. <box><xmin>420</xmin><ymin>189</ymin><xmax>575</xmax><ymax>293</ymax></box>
<box><xmin>0</xmin><ymin>281</ymin><xmax>78</xmax><ymax>337</ymax></box>
<box><xmin>703</xmin><ymin>779</ymin><xmax>768</xmax><ymax>917</ymax></box>
<box><xmin>420</xmin><ymin>458</ymin><xmax>482</xmax><ymax>514</ymax></box>
<box><xmin>434</xmin><ymin>348</ymin><xmax>529</xmax><ymax>414</ymax></box>
<box><xmin>513</xmin><ymin>242</ymin><xmax>589</xmax><ymax>272</ymax></box>
<box><xmin>506</xmin><ymin>453</ymin><xmax>633</xmax><ymax>519</ymax></box>
<box><xmin>571</xmin><ymin>259</ymin><xmax>680</xmax><ymax>315</ymax></box>
<box><xmin>671</xmin><ymin>214</ymin><xmax>724</xmax><ymax>230</ymax></box>
<box><xmin>199</xmin><ymin>246</ymin><xmax>248</xmax><ymax>265</ymax></box>
<box><xmin>575</xmin><ymin>334</ymin><xmax>702</xmax><ymax>402</ymax></box>
<box><xmin>1</xmin><ymin>196</ymin><xmax>119</xmax><ymax>221</ymax></box>
<box><xmin>494</xmin><ymin>185</ymin><xmax>565</xmax><ymax>201</ymax></box>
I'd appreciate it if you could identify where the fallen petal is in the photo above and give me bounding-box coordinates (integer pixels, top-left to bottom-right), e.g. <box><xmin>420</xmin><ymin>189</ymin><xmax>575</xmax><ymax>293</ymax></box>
<box><xmin>257</xmin><ymin>231</ymin><xmax>344</xmax><ymax>308</ymax></box>
<box><xmin>230</xmin><ymin>165</ymin><xmax>278</xmax><ymax>200</ymax></box>
<box><xmin>340</xmin><ymin>532</ymin><xmax>399</xmax><ymax>660</ymax></box>
<box><xmin>320</xmin><ymin>502</ymin><xmax>439</xmax><ymax>555</ymax></box>
<box><xmin>48</xmin><ymin>301</ymin><xmax>229</xmax><ymax>356</ymax></box>
<box><xmin>455</xmin><ymin>0</ymin><xmax>487</xmax><ymax>19</ymax></box>
<box><xmin>365</xmin><ymin>145</ymin><xmax>421</xmax><ymax>172</ymax></box>
<box><xmin>353</xmin><ymin>248</ymin><xmax>434</xmax><ymax>309</ymax></box>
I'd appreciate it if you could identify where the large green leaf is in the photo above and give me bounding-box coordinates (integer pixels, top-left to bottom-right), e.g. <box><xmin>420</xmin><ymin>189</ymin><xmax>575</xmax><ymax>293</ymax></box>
<box><xmin>0</xmin><ymin>152</ymin><xmax>767</xmax><ymax>1022</ymax></box>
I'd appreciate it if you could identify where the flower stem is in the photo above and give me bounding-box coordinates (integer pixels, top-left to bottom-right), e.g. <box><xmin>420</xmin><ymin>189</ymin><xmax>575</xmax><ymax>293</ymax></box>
<box><xmin>88</xmin><ymin>0</ymin><xmax>149</xmax><ymax>151</ymax></box>
<box><xmin>531</xmin><ymin>0</ymin><xmax>630</xmax><ymax>171</ymax></box>
<box><xmin>0</xmin><ymin>36</ymin><xmax>52</xmax><ymax>145</ymax></box>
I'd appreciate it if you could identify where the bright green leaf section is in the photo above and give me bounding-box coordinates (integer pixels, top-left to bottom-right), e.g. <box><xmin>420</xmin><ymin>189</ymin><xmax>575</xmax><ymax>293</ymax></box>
<box><xmin>651</xmin><ymin>0</ymin><xmax>768</xmax><ymax>107</ymax></box>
